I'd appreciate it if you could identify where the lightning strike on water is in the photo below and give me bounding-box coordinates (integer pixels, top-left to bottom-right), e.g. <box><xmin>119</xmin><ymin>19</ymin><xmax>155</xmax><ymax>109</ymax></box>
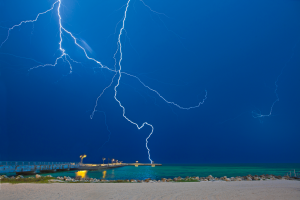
<box><xmin>0</xmin><ymin>0</ymin><xmax>207</xmax><ymax>162</ymax></box>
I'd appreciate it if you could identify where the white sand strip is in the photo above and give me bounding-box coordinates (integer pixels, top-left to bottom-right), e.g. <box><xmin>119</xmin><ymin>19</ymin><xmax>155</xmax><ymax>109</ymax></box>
<box><xmin>1</xmin><ymin>180</ymin><xmax>299</xmax><ymax>200</ymax></box>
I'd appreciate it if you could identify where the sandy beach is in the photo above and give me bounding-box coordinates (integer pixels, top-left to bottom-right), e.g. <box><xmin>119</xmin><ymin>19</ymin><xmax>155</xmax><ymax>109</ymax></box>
<box><xmin>1</xmin><ymin>180</ymin><xmax>299</xmax><ymax>200</ymax></box>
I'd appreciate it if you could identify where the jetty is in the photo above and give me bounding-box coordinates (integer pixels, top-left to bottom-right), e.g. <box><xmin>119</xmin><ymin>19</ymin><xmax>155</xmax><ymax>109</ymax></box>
<box><xmin>0</xmin><ymin>161</ymin><xmax>79</xmax><ymax>175</ymax></box>
<box><xmin>76</xmin><ymin>164</ymin><xmax>125</xmax><ymax>171</ymax></box>
<box><xmin>126</xmin><ymin>163</ymin><xmax>162</xmax><ymax>167</ymax></box>
<box><xmin>0</xmin><ymin>161</ymin><xmax>162</xmax><ymax>175</ymax></box>
<box><xmin>77</xmin><ymin>163</ymin><xmax>162</xmax><ymax>170</ymax></box>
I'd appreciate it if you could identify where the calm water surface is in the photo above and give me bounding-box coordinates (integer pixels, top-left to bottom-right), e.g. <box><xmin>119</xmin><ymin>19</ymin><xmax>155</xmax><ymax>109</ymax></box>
<box><xmin>26</xmin><ymin>163</ymin><xmax>300</xmax><ymax>180</ymax></box>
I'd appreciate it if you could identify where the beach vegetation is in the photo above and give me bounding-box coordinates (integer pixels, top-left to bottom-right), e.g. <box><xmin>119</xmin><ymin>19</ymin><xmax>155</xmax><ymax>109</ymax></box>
<box><xmin>109</xmin><ymin>180</ymin><xmax>133</xmax><ymax>183</ymax></box>
<box><xmin>0</xmin><ymin>176</ymin><xmax>55</xmax><ymax>184</ymax></box>
<box><xmin>175</xmin><ymin>178</ymin><xmax>199</xmax><ymax>182</ymax></box>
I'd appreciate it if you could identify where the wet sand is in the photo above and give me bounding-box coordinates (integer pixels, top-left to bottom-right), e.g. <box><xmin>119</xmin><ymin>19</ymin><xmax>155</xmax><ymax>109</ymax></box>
<box><xmin>1</xmin><ymin>180</ymin><xmax>299</xmax><ymax>200</ymax></box>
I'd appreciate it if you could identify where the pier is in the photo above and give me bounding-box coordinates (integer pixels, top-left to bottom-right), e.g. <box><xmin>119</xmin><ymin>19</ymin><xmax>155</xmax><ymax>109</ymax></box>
<box><xmin>0</xmin><ymin>161</ymin><xmax>79</xmax><ymax>175</ymax></box>
<box><xmin>126</xmin><ymin>163</ymin><xmax>162</xmax><ymax>167</ymax></box>
<box><xmin>77</xmin><ymin>163</ymin><xmax>162</xmax><ymax>170</ymax></box>
<box><xmin>0</xmin><ymin>161</ymin><xmax>162</xmax><ymax>175</ymax></box>
<box><xmin>76</xmin><ymin>164</ymin><xmax>125</xmax><ymax>171</ymax></box>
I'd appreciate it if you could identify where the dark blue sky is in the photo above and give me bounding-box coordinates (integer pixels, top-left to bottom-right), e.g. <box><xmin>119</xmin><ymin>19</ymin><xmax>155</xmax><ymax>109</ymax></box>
<box><xmin>0</xmin><ymin>0</ymin><xmax>299</xmax><ymax>164</ymax></box>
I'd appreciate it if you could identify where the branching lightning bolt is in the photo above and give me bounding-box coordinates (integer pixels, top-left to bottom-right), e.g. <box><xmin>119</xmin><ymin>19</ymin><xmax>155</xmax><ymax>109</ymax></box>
<box><xmin>0</xmin><ymin>2</ymin><xmax>58</xmax><ymax>49</ymax></box>
<box><xmin>0</xmin><ymin>0</ymin><xmax>207</xmax><ymax>163</ymax></box>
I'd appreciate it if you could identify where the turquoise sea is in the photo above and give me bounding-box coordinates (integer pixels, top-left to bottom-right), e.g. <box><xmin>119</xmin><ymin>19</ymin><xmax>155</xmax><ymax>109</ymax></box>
<box><xmin>24</xmin><ymin>163</ymin><xmax>300</xmax><ymax>180</ymax></box>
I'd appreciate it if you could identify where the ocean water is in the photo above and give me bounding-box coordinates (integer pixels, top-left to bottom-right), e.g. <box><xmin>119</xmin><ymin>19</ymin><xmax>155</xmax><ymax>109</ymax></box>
<box><xmin>23</xmin><ymin>163</ymin><xmax>300</xmax><ymax>180</ymax></box>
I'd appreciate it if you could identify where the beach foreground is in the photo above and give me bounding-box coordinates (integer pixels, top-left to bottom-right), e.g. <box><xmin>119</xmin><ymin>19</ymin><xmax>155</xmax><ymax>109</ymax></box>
<box><xmin>1</xmin><ymin>180</ymin><xmax>299</xmax><ymax>200</ymax></box>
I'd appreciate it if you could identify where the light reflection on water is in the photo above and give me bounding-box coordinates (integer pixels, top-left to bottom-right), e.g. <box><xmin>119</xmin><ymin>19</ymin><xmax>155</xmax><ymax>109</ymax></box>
<box><xmin>75</xmin><ymin>170</ymin><xmax>87</xmax><ymax>178</ymax></box>
<box><xmin>17</xmin><ymin>164</ymin><xmax>300</xmax><ymax>180</ymax></box>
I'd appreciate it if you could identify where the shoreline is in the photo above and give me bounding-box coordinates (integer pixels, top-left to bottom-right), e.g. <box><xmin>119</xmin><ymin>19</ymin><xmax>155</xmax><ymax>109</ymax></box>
<box><xmin>1</xmin><ymin>180</ymin><xmax>300</xmax><ymax>200</ymax></box>
<box><xmin>1</xmin><ymin>173</ymin><xmax>299</xmax><ymax>183</ymax></box>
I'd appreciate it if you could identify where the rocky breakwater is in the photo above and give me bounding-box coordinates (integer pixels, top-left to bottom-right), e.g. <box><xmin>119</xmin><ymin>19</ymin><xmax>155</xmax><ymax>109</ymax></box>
<box><xmin>51</xmin><ymin>174</ymin><xmax>298</xmax><ymax>183</ymax></box>
<box><xmin>56</xmin><ymin>176</ymin><xmax>101</xmax><ymax>183</ymax></box>
<box><xmin>1</xmin><ymin>173</ymin><xmax>299</xmax><ymax>183</ymax></box>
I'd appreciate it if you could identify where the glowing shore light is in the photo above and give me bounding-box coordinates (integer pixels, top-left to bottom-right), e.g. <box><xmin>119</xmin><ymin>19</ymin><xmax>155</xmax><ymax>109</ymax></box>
<box><xmin>80</xmin><ymin>154</ymin><xmax>87</xmax><ymax>164</ymax></box>
<box><xmin>75</xmin><ymin>170</ymin><xmax>87</xmax><ymax>178</ymax></box>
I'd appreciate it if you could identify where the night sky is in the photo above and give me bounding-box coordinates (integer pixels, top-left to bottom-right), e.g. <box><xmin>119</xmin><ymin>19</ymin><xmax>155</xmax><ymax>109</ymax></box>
<box><xmin>0</xmin><ymin>0</ymin><xmax>299</xmax><ymax>164</ymax></box>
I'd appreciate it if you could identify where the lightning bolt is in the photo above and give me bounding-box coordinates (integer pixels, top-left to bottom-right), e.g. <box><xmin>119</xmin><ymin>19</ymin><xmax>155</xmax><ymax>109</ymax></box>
<box><xmin>251</xmin><ymin>74</ymin><xmax>281</xmax><ymax>120</ymax></box>
<box><xmin>252</xmin><ymin>39</ymin><xmax>299</xmax><ymax>121</ymax></box>
<box><xmin>1</xmin><ymin>0</ymin><xmax>207</xmax><ymax>163</ymax></box>
<box><xmin>0</xmin><ymin>1</ymin><xmax>59</xmax><ymax>49</ymax></box>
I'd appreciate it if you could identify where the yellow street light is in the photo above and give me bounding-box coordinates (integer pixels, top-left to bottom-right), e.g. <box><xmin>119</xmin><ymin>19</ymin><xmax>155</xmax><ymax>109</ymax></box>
<box><xmin>80</xmin><ymin>154</ymin><xmax>87</xmax><ymax>164</ymax></box>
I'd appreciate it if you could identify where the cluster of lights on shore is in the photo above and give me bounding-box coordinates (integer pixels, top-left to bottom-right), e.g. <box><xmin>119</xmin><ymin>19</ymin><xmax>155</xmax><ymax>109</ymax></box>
<box><xmin>101</xmin><ymin>157</ymin><xmax>123</xmax><ymax>165</ymax></box>
<box><xmin>80</xmin><ymin>154</ymin><xmax>123</xmax><ymax>165</ymax></box>
<box><xmin>1</xmin><ymin>0</ymin><xmax>207</xmax><ymax>163</ymax></box>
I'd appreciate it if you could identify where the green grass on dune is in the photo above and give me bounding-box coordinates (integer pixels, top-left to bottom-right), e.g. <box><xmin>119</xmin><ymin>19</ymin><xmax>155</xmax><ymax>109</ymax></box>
<box><xmin>175</xmin><ymin>178</ymin><xmax>199</xmax><ymax>182</ymax></box>
<box><xmin>0</xmin><ymin>177</ymin><xmax>55</xmax><ymax>184</ymax></box>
